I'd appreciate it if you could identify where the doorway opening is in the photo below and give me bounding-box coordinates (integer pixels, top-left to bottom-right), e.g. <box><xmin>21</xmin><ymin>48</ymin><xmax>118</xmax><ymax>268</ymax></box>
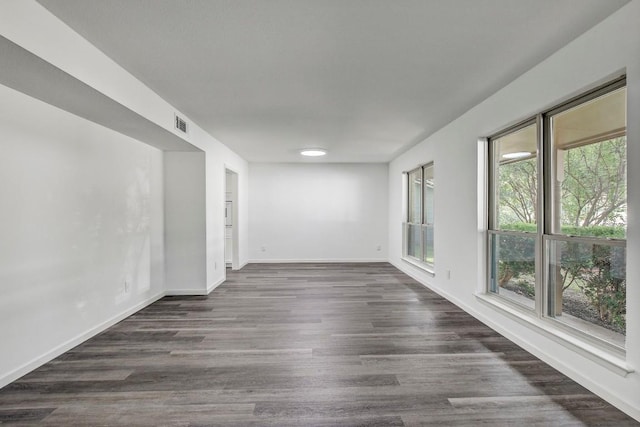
<box><xmin>225</xmin><ymin>168</ymin><xmax>240</xmax><ymax>270</ymax></box>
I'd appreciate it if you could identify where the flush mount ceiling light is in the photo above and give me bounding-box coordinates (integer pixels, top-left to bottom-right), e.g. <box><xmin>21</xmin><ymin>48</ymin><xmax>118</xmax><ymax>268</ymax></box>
<box><xmin>300</xmin><ymin>149</ymin><xmax>327</xmax><ymax>157</ymax></box>
<box><xmin>502</xmin><ymin>151</ymin><xmax>531</xmax><ymax>160</ymax></box>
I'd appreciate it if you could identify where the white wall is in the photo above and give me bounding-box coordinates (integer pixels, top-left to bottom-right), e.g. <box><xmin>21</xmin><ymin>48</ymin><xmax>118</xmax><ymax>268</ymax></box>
<box><xmin>0</xmin><ymin>0</ymin><xmax>250</xmax><ymax>292</ymax></box>
<box><xmin>164</xmin><ymin>152</ymin><xmax>207</xmax><ymax>294</ymax></box>
<box><xmin>388</xmin><ymin>2</ymin><xmax>640</xmax><ymax>420</ymax></box>
<box><xmin>196</xmin><ymin>124</ymin><xmax>249</xmax><ymax>285</ymax></box>
<box><xmin>0</xmin><ymin>83</ymin><xmax>165</xmax><ymax>387</ymax></box>
<box><xmin>0</xmin><ymin>0</ymin><xmax>250</xmax><ymax>385</ymax></box>
<box><xmin>249</xmin><ymin>163</ymin><xmax>388</xmax><ymax>262</ymax></box>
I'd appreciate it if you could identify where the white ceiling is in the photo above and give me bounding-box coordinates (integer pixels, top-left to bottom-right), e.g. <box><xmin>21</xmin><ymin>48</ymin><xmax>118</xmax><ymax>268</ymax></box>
<box><xmin>38</xmin><ymin>0</ymin><xmax>628</xmax><ymax>163</ymax></box>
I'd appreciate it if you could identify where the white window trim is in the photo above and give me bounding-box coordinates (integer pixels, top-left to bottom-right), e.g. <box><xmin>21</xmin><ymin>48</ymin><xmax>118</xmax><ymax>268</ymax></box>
<box><xmin>402</xmin><ymin>162</ymin><xmax>435</xmax><ymax>273</ymax></box>
<box><xmin>402</xmin><ymin>255</ymin><xmax>435</xmax><ymax>276</ymax></box>
<box><xmin>481</xmin><ymin>76</ymin><xmax>629</xmax><ymax>372</ymax></box>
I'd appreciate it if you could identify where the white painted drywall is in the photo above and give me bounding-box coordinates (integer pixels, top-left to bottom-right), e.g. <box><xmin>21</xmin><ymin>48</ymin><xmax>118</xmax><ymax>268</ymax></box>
<box><xmin>164</xmin><ymin>152</ymin><xmax>207</xmax><ymax>294</ymax></box>
<box><xmin>388</xmin><ymin>1</ymin><xmax>640</xmax><ymax>420</ymax></box>
<box><xmin>197</xmin><ymin>128</ymin><xmax>249</xmax><ymax>287</ymax></box>
<box><xmin>0</xmin><ymin>0</ymin><xmax>250</xmax><ymax>294</ymax></box>
<box><xmin>0</xmin><ymin>83</ymin><xmax>165</xmax><ymax>387</ymax></box>
<box><xmin>249</xmin><ymin>163</ymin><xmax>388</xmax><ymax>262</ymax></box>
<box><xmin>0</xmin><ymin>0</ymin><xmax>250</xmax><ymax>385</ymax></box>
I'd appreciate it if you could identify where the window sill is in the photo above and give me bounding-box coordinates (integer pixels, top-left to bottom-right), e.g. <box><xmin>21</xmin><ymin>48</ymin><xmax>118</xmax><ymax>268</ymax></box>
<box><xmin>401</xmin><ymin>257</ymin><xmax>435</xmax><ymax>276</ymax></box>
<box><xmin>475</xmin><ymin>292</ymin><xmax>633</xmax><ymax>377</ymax></box>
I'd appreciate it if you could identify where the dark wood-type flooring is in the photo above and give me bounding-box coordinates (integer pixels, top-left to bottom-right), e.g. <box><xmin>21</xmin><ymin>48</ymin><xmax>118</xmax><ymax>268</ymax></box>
<box><xmin>1</xmin><ymin>263</ymin><xmax>637</xmax><ymax>426</ymax></box>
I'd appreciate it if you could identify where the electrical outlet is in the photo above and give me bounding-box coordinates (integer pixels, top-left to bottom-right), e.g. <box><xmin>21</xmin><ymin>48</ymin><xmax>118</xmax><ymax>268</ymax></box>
<box><xmin>261</xmin><ymin>245</ymin><xmax>266</xmax><ymax>252</ymax></box>
<box><xmin>376</xmin><ymin>245</ymin><xmax>382</xmax><ymax>251</ymax></box>
<box><xmin>124</xmin><ymin>280</ymin><xmax>130</xmax><ymax>293</ymax></box>
<box><xmin>446</xmin><ymin>270</ymin><xmax>451</xmax><ymax>280</ymax></box>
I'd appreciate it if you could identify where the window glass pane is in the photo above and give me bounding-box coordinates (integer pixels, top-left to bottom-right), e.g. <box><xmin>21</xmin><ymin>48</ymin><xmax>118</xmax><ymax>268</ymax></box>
<box><xmin>423</xmin><ymin>164</ymin><xmax>434</xmax><ymax>225</ymax></box>
<box><xmin>423</xmin><ymin>224</ymin><xmax>434</xmax><ymax>266</ymax></box>
<box><xmin>489</xmin><ymin>232</ymin><xmax>536</xmax><ymax>309</ymax></box>
<box><xmin>408</xmin><ymin>169</ymin><xmax>422</xmax><ymax>223</ymax></box>
<box><xmin>407</xmin><ymin>224</ymin><xmax>422</xmax><ymax>259</ymax></box>
<box><xmin>493</xmin><ymin>123</ymin><xmax>538</xmax><ymax>231</ymax></box>
<box><xmin>550</xmin><ymin>88</ymin><xmax>626</xmax><ymax>238</ymax></box>
<box><xmin>547</xmin><ymin>238</ymin><xmax>625</xmax><ymax>347</ymax></box>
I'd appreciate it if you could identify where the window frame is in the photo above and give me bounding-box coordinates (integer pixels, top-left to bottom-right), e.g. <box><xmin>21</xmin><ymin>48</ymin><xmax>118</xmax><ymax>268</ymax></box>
<box><xmin>543</xmin><ymin>77</ymin><xmax>627</xmax><ymax>238</ymax></box>
<box><xmin>403</xmin><ymin>162</ymin><xmax>435</xmax><ymax>273</ymax></box>
<box><xmin>485</xmin><ymin>75</ymin><xmax>628</xmax><ymax>356</ymax></box>
<box><xmin>487</xmin><ymin>118</ymin><xmax>542</xmax><ymax>311</ymax></box>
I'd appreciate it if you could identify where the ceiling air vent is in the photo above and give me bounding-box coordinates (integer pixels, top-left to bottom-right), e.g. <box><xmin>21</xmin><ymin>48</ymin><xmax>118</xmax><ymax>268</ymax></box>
<box><xmin>175</xmin><ymin>114</ymin><xmax>188</xmax><ymax>134</ymax></box>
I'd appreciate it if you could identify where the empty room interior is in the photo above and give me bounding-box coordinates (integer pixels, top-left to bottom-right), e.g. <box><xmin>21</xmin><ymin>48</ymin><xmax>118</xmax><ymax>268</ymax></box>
<box><xmin>1</xmin><ymin>0</ymin><xmax>640</xmax><ymax>424</ymax></box>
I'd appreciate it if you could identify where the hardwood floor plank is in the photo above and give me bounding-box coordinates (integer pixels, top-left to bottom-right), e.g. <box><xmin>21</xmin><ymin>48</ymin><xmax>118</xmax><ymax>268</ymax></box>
<box><xmin>0</xmin><ymin>263</ymin><xmax>636</xmax><ymax>425</ymax></box>
<box><xmin>19</xmin><ymin>369</ymin><xmax>134</xmax><ymax>383</ymax></box>
<box><xmin>0</xmin><ymin>407</ymin><xmax>55</xmax><ymax>423</ymax></box>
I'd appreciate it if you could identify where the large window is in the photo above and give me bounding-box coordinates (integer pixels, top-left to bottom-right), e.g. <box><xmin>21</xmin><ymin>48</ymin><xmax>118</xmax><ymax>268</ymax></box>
<box><xmin>404</xmin><ymin>163</ymin><xmax>434</xmax><ymax>271</ymax></box>
<box><xmin>488</xmin><ymin>78</ymin><xmax>627</xmax><ymax>349</ymax></box>
<box><xmin>489</xmin><ymin>122</ymin><xmax>539</xmax><ymax>309</ymax></box>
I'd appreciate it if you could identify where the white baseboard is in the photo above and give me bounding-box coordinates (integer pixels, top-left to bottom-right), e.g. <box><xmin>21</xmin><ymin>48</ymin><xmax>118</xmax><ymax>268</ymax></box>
<box><xmin>166</xmin><ymin>277</ymin><xmax>226</xmax><ymax>296</ymax></box>
<box><xmin>248</xmin><ymin>258</ymin><xmax>389</xmax><ymax>264</ymax></box>
<box><xmin>165</xmin><ymin>288</ymin><xmax>209</xmax><ymax>296</ymax></box>
<box><xmin>206</xmin><ymin>277</ymin><xmax>226</xmax><ymax>294</ymax></box>
<box><xmin>228</xmin><ymin>260</ymin><xmax>249</xmax><ymax>271</ymax></box>
<box><xmin>0</xmin><ymin>291</ymin><xmax>166</xmax><ymax>389</ymax></box>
